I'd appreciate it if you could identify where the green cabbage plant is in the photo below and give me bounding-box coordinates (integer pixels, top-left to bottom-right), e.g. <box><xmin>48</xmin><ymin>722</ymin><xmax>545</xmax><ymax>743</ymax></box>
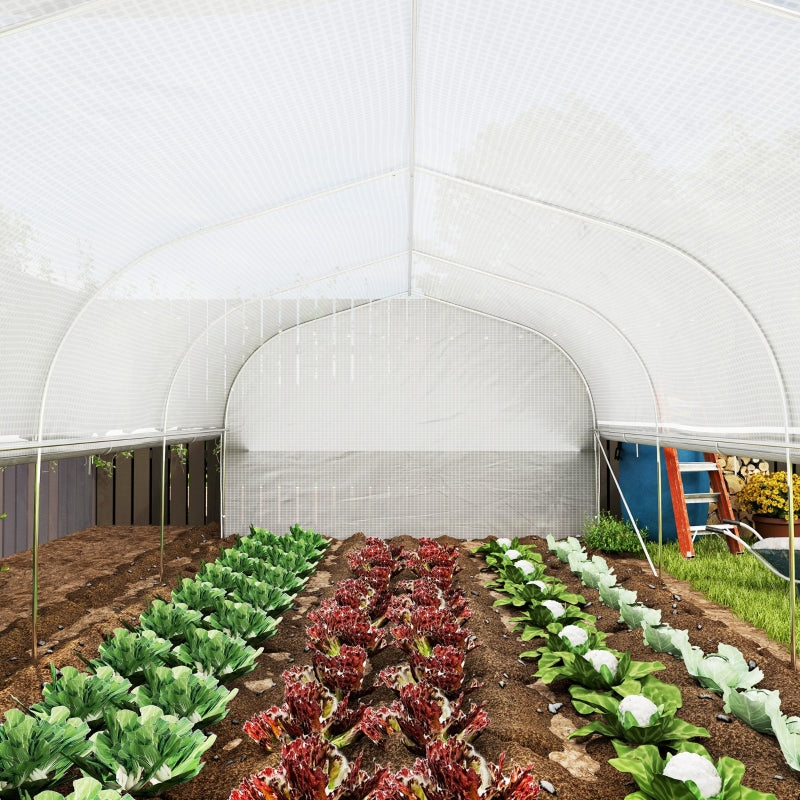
<box><xmin>216</xmin><ymin>550</ymin><xmax>307</xmax><ymax>592</ymax></box>
<box><xmin>568</xmin><ymin>679</ymin><xmax>709</xmax><ymax>745</ymax></box>
<box><xmin>545</xmin><ymin>534</ymin><xmax>584</xmax><ymax>562</ymax></box>
<box><xmin>0</xmin><ymin>707</ymin><xmax>91</xmax><ymax>797</ymax></box>
<box><xmin>132</xmin><ymin>665</ymin><xmax>237</xmax><ymax>728</ymax></box>
<box><xmin>74</xmin><ymin>705</ymin><xmax>215</xmax><ymax>796</ymax></box>
<box><xmin>609</xmin><ymin>740</ymin><xmax>778</xmax><ymax>800</ymax></box>
<box><xmin>721</xmin><ymin>687</ymin><xmax>782</xmax><ymax>736</ymax></box>
<box><xmin>618</xmin><ymin>601</ymin><xmax>662</xmax><ymax>631</ymax></box>
<box><xmin>171</xmin><ymin>577</ymin><xmax>227</xmax><ymax>614</ymax></box>
<box><xmin>31</xmin><ymin>776</ymin><xmax>133</xmax><ymax>800</ymax></box>
<box><xmin>599</xmin><ymin>581</ymin><xmax>638</xmax><ymax>610</ymax></box>
<box><xmin>88</xmin><ymin>629</ymin><xmax>173</xmax><ymax>684</ymax></box>
<box><xmin>31</xmin><ymin>665</ymin><xmax>132</xmax><ymax>730</ymax></box>
<box><xmin>196</xmin><ymin>562</ymin><xmax>240</xmax><ymax>592</ymax></box>
<box><xmin>231</xmin><ymin>577</ymin><xmax>294</xmax><ymax>616</ymax></box>
<box><xmin>137</xmin><ymin>599</ymin><xmax>203</xmax><ymax>643</ymax></box>
<box><xmin>642</xmin><ymin>622</ymin><xmax>691</xmax><ymax>658</ymax></box>
<box><xmin>172</xmin><ymin>626</ymin><xmax>264</xmax><ymax>682</ymax></box>
<box><xmin>679</xmin><ymin>642</ymin><xmax>764</xmax><ymax>695</ymax></box>
<box><xmin>204</xmin><ymin>597</ymin><xmax>282</xmax><ymax>645</ymax></box>
<box><xmin>770</xmin><ymin>711</ymin><xmax>800</xmax><ymax>772</ymax></box>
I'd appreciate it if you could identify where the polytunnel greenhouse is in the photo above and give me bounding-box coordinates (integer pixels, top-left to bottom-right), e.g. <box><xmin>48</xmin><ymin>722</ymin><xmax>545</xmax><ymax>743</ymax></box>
<box><xmin>3</xmin><ymin>2</ymin><xmax>800</xmax><ymax>798</ymax></box>
<box><xmin>3</xmin><ymin>0</ymin><xmax>800</xmax><ymax>541</ymax></box>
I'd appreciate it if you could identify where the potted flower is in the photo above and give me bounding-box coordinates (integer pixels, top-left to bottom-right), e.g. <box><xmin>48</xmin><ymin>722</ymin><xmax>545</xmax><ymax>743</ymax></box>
<box><xmin>737</xmin><ymin>471</ymin><xmax>800</xmax><ymax>538</ymax></box>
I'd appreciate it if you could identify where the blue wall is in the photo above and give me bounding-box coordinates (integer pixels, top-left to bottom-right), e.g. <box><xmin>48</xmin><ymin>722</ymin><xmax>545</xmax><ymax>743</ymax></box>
<box><xmin>617</xmin><ymin>444</ymin><xmax>709</xmax><ymax>541</ymax></box>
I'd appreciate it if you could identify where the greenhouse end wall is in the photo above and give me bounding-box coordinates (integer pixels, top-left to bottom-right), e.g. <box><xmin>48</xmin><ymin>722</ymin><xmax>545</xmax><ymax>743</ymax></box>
<box><xmin>224</xmin><ymin>299</ymin><xmax>596</xmax><ymax>540</ymax></box>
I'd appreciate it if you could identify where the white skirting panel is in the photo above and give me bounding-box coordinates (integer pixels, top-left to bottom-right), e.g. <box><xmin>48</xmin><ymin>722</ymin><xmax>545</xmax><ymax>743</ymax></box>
<box><xmin>224</xmin><ymin>298</ymin><xmax>595</xmax><ymax>540</ymax></box>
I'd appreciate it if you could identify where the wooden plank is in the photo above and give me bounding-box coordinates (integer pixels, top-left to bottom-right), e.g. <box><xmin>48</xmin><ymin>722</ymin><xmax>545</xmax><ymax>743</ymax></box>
<box><xmin>151</xmin><ymin>446</ymin><xmax>164</xmax><ymax>526</ymax></box>
<box><xmin>22</xmin><ymin>463</ymin><xmax>33</xmax><ymax>553</ymax></box>
<box><xmin>188</xmin><ymin>441</ymin><xmax>206</xmax><ymax>526</ymax></box>
<box><xmin>114</xmin><ymin>453</ymin><xmax>133</xmax><ymax>524</ymax></box>
<box><xmin>205</xmin><ymin>439</ymin><xmax>221</xmax><ymax>523</ymax></box>
<box><xmin>95</xmin><ymin>457</ymin><xmax>114</xmax><ymax>526</ymax></box>
<box><xmin>0</xmin><ymin>468</ymin><xmax>8</xmax><ymax>558</ymax></box>
<box><xmin>132</xmin><ymin>449</ymin><xmax>151</xmax><ymax>525</ymax></box>
<box><xmin>169</xmin><ymin>445</ymin><xmax>188</xmax><ymax>525</ymax></box>
<box><xmin>664</xmin><ymin>447</ymin><xmax>695</xmax><ymax>558</ymax></box>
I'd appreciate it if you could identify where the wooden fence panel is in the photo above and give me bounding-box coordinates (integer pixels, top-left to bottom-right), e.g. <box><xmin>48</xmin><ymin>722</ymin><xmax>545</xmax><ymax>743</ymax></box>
<box><xmin>206</xmin><ymin>440</ymin><xmax>220</xmax><ymax>524</ymax></box>
<box><xmin>188</xmin><ymin>442</ymin><xmax>206</xmax><ymax>526</ymax></box>
<box><xmin>114</xmin><ymin>455</ymin><xmax>132</xmax><ymax>525</ymax></box>
<box><xmin>169</xmin><ymin>447</ymin><xmax>187</xmax><ymax>525</ymax></box>
<box><xmin>0</xmin><ymin>438</ymin><xmax>220</xmax><ymax>558</ymax></box>
<box><xmin>133</xmin><ymin>449</ymin><xmax>151</xmax><ymax>525</ymax></box>
<box><xmin>96</xmin><ymin>461</ymin><xmax>114</xmax><ymax>526</ymax></box>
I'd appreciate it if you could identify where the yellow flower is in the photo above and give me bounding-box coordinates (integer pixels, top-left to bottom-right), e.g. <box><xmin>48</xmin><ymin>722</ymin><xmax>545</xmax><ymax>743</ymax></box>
<box><xmin>738</xmin><ymin>471</ymin><xmax>800</xmax><ymax>519</ymax></box>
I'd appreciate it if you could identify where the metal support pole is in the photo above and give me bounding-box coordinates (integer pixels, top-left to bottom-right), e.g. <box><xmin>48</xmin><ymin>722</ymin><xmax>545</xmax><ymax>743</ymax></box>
<box><xmin>656</xmin><ymin>439</ymin><xmax>663</xmax><ymax>579</ymax></box>
<box><xmin>32</xmin><ymin>448</ymin><xmax>42</xmax><ymax>662</ymax></box>
<box><xmin>160</xmin><ymin>437</ymin><xmax>167</xmax><ymax>582</ymax></box>
<box><xmin>788</xmin><ymin>450</ymin><xmax>796</xmax><ymax>670</ymax></box>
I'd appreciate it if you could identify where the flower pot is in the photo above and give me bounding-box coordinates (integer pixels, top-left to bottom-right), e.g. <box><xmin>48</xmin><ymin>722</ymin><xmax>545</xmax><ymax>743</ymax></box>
<box><xmin>752</xmin><ymin>514</ymin><xmax>800</xmax><ymax>539</ymax></box>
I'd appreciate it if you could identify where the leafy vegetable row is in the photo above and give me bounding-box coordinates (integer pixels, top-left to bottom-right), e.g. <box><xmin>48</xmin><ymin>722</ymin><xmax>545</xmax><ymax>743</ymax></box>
<box><xmin>477</xmin><ymin>536</ymin><xmax>776</xmax><ymax>800</ymax></box>
<box><xmin>0</xmin><ymin>524</ymin><xmax>329</xmax><ymax>800</ymax></box>
<box><xmin>554</xmin><ymin>534</ymin><xmax>800</xmax><ymax>775</ymax></box>
<box><xmin>231</xmin><ymin>536</ymin><xmax>542</xmax><ymax>799</ymax></box>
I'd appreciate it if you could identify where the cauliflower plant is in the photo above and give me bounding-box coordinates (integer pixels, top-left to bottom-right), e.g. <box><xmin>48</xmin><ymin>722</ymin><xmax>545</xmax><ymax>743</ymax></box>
<box><xmin>618</xmin><ymin>695</ymin><xmax>658</xmax><ymax>727</ymax></box>
<box><xmin>541</xmin><ymin>600</ymin><xmax>565</xmax><ymax>620</ymax></box>
<box><xmin>584</xmin><ymin>649</ymin><xmax>618</xmax><ymax>678</ymax></box>
<box><xmin>662</xmin><ymin>751</ymin><xmax>722</xmax><ymax>799</ymax></box>
<box><xmin>559</xmin><ymin>625</ymin><xmax>589</xmax><ymax>649</ymax></box>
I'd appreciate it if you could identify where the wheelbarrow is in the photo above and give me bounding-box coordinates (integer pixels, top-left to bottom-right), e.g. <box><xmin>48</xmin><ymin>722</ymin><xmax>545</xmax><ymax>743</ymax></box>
<box><xmin>701</xmin><ymin>518</ymin><xmax>800</xmax><ymax>596</ymax></box>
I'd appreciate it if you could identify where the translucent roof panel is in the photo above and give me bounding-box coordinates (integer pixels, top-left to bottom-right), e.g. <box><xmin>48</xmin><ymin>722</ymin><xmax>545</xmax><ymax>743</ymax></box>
<box><xmin>2</xmin><ymin>0</ymin><xmax>800</xmax><ymax>466</ymax></box>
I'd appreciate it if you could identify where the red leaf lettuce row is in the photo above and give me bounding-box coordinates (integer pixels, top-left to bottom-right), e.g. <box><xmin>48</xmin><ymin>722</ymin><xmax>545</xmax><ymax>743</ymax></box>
<box><xmin>229</xmin><ymin>734</ymin><xmax>390</xmax><ymax>800</ymax></box>
<box><xmin>243</xmin><ymin>671</ymin><xmax>389</xmax><ymax>751</ymax></box>
<box><xmin>377</xmin><ymin>681</ymin><xmax>490</xmax><ymax>754</ymax></box>
<box><xmin>307</xmin><ymin>600</ymin><xmax>387</xmax><ymax>655</ymax></box>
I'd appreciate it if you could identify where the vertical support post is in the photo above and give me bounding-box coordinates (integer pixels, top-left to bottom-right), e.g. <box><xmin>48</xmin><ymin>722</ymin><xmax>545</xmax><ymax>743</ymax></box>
<box><xmin>32</xmin><ymin>448</ymin><xmax>42</xmax><ymax>662</ymax></box>
<box><xmin>787</xmin><ymin>450</ymin><xmax>796</xmax><ymax>670</ymax></box>
<box><xmin>656</xmin><ymin>440</ymin><xmax>663</xmax><ymax>577</ymax></box>
<box><xmin>159</xmin><ymin>438</ymin><xmax>166</xmax><ymax>583</ymax></box>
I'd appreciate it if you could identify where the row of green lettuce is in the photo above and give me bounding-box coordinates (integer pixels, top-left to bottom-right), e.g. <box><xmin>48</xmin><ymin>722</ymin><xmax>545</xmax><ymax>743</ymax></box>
<box><xmin>0</xmin><ymin>524</ymin><xmax>330</xmax><ymax>800</ymax></box>
<box><xmin>477</xmin><ymin>536</ymin><xmax>780</xmax><ymax>800</ymax></box>
<box><xmin>551</xmin><ymin>535</ymin><xmax>800</xmax><ymax>775</ymax></box>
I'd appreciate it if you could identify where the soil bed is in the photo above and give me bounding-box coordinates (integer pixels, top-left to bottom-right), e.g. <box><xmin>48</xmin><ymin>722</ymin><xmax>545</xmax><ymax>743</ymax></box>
<box><xmin>1</xmin><ymin>528</ymin><xmax>799</xmax><ymax>800</ymax></box>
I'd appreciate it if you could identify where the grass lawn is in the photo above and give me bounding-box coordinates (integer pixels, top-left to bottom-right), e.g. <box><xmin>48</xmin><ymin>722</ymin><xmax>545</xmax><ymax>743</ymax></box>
<box><xmin>646</xmin><ymin>534</ymin><xmax>800</xmax><ymax>655</ymax></box>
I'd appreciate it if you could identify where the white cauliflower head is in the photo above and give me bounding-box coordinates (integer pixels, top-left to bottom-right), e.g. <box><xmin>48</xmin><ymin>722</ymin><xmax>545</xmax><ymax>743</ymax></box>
<box><xmin>584</xmin><ymin>649</ymin><xmax>618</xmax><ymax>677</ymax></box>
<box><xmin>618</xmin><ymin>694</ymin><xmax>658</xmax><ymax>727</ymax></box>
<box><xmin>541</xmin><ymin>600</ymin><xmax>565</xmax><ymax>619</ymax></box>
<box><xmin>515</xmin><ymin>559</ymin><xmax>536</xmax><ymax>575</ymax></box>
<box><xmin>526</xmin><ymin>580</ymin><xmax>548</xmax><ymax>593</ymax></box>
<box><xmin>504</xmin><ymin>549</ymin><xmax>521</xmax><ymax>561</ymax></box>
<box><xmin>559</xmin><ymin>625</ymin><xmax>589</xmax><ymax>648</ymax></box>
<box><xmin>662</xmin><ymin>751</ymin><xmax>722</xmax><ymax>799</ymax></box>
<box><xmin>496</xmin><ymin>538</ymin><xmax>512</xmax><ymax>549</ymax></box>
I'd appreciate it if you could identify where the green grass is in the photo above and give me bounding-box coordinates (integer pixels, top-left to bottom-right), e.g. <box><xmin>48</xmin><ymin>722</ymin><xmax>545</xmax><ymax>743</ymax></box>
<box><xmin>646</xmin><ymin>535</ymin><xmax>800</xmax><ymax>655</ymax></box>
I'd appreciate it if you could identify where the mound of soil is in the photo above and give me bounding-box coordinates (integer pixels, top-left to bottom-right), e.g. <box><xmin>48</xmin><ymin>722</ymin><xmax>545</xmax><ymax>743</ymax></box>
<box><xmin>1</xmin><ymin>528</ymin><xmax>799</xmax><ymax>800</ymax></box>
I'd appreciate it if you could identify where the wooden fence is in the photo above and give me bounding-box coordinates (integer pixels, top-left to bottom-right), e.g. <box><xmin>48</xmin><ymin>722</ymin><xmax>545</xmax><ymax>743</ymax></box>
<box><xmin>0</xmin><ymin>438</ymin><xmax>220</xmax><ymax>559</ymax></box>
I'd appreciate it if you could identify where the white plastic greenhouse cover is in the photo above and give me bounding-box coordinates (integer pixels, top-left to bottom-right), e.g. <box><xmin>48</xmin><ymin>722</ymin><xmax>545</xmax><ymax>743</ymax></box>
<box><xmin>3</xmin><ymin>0</ymin><xmax>800</xmax><ymax>530</ymax></box>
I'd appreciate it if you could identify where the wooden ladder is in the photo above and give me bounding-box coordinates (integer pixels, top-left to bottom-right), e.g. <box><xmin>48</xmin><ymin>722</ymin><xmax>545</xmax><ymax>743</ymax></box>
<box><xmin>663</xmin><ymin>449</ymin><xmax>744</xmax><ymax>558</ymax></box>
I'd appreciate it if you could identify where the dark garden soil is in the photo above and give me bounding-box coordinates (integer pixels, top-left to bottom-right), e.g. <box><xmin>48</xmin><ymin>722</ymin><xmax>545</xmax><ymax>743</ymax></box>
<box><xmin>1</xmin><ymin>527</ymin><xmax>800</xmax><ymax>800</ymax></box>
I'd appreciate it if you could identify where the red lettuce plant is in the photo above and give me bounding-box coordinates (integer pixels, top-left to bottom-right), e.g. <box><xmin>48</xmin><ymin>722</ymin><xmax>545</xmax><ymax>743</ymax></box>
<box><xmin>387</xmin><ymin>579</ymin><xmax>471</xmax><ymax>624</ymax></box>
<box><xmin>391</xmin><ymin>606</ymin><xmax>479</xmax><ymax>656</ymax></box>
<box><xmin>307</xmin><ymin>600</ymin><xmax>387</xmax><ymax>655</ymax></box>
<box><xmin>403</xmin><ymin>538</ymin><xmax>460</xmax><ymax>578</ymax></box>
<box><xmin>229</xmin><ymin>734</ymin><xmax>390</xmax><ymax>800</ymax></box>
<box><xmin>347</xmin><ymin>538</ymin><xmax>406</xmax><ymax>577</ymax></box>
<box><xmin>380</xmin><ymin>645</ymin><xmax>478</xmax><ymax>697</ymax></box>
<box><xmin>243</xmin><ymin>675</ymin><xmax>388</xmax><ymax>751</ymax></box>
<box><xmin>308</xmin><ymin>644</ymin><xmax>370</xmax><ymax>698</ymax></box>
<box><xmin>390</xmin><ymin>739</ymin><xmax>540</xmax><ymax>800</ymax></box>
<box><xmin>334</xmin><ymin>578</ymin><xmax>392</xmax><ymax>622</ymax></box>
<box><xmin>378</xmin><ymin>681</ymin><xmax>490</xmax><ymax>754</ymax></box>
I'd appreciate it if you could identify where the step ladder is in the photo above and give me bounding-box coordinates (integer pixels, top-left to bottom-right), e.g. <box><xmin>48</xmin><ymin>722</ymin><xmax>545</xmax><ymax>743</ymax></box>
<box><xmin>663</xmin><ymin>449</ymin><xmax>744</xmax><ymax>558</ymax></box>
